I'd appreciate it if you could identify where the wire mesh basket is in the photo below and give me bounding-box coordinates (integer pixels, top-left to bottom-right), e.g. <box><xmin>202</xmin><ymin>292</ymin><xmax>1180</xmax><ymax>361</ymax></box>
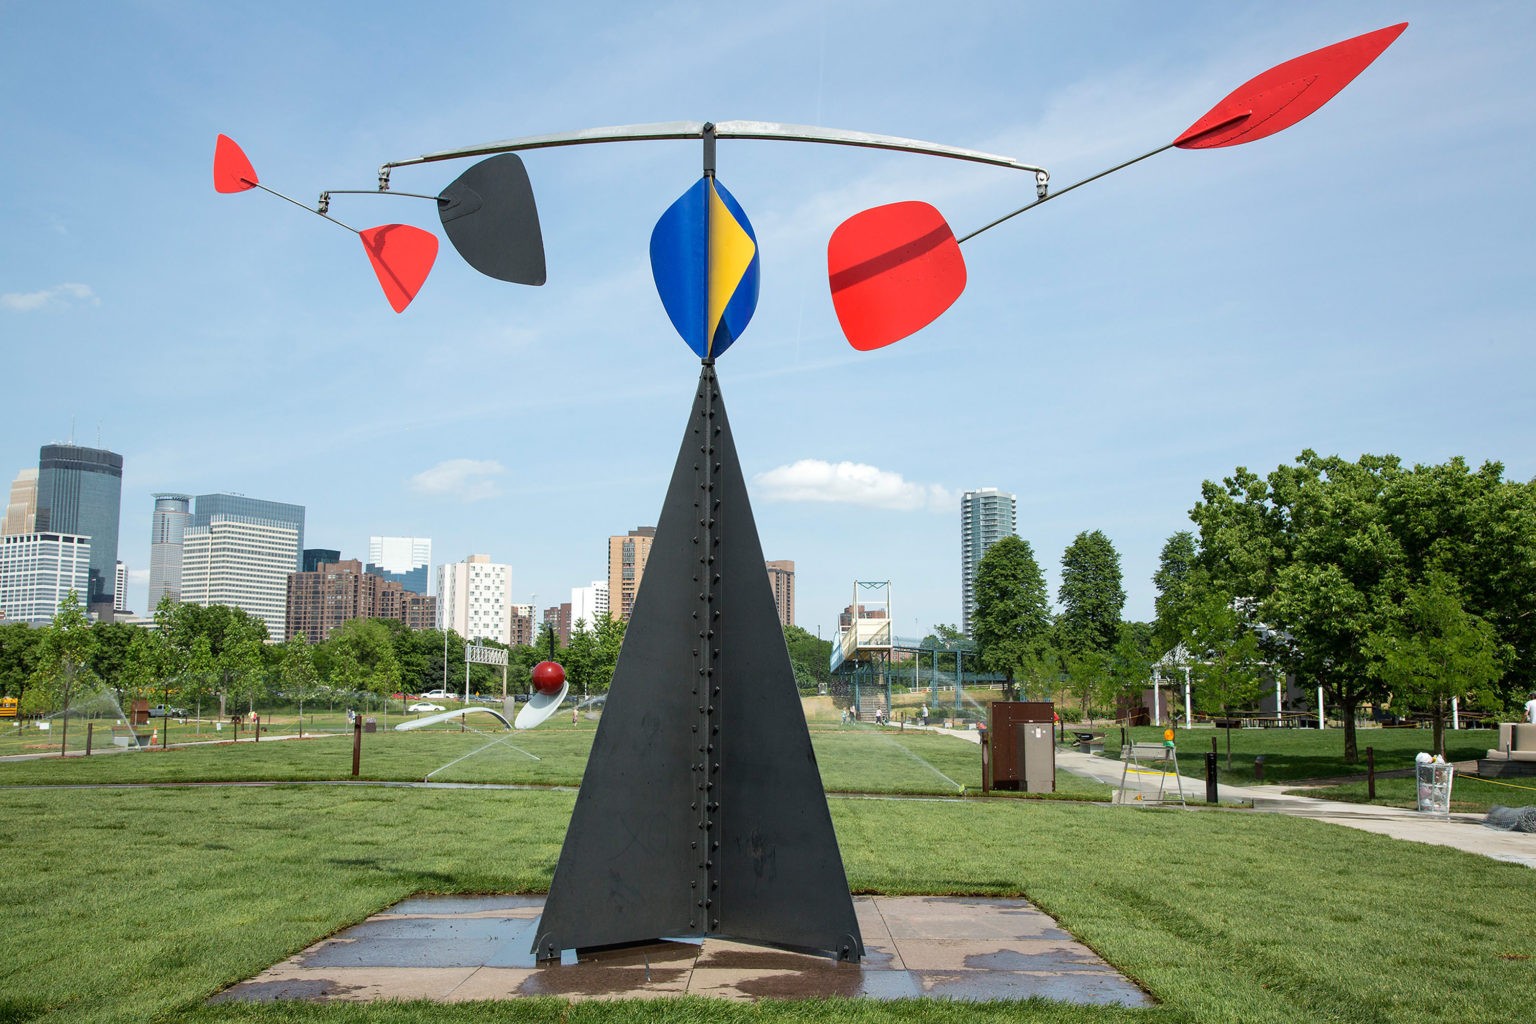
<box><xmin>1415</xmin><ymin>762</ymin><xmax>1455</xmax><ymax>817</ymax></box>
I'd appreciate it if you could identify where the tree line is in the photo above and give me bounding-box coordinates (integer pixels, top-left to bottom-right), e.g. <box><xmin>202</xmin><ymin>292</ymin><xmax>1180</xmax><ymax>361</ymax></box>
<box><xmin>967</xmin><ymin>452</ymin><xmax>1536</xmax><ymax>760</ymax></box>
<box><xmin>0</xmin><ymin>594</ymin><xmax>636</xmax><ymax>729</ymax></box>
<box><xmin>1</xmin><ymin>595</ymin><xmax>839</xmax><ymax>730</ymax></box>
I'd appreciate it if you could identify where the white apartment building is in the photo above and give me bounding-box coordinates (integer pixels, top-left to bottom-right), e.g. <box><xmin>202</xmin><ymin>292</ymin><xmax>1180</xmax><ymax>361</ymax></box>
<box><xmin>0</xmin><ymin>532</ymin><xmax>91</xmax><ymax>624</ymax></box>
<box><xmin>438</xmin><ymin>554</ymin><xmax>512</xmax><ymax>644</ymax></box>
<box><xmin>180</xmin><ymin>516</ymin><xmax>301</xmax><ymax>641</ymax></box>
<box><xmin>961</xmin><ymin>487</ymin><xmax>1018</xmax><ymax>635</ymax></box>
<box><xmin>114</xmin><ymin>561</ymin><xmax>128</xmax><ymax>613</ymax></box>
<box><xmin>570</xmin><ymin>580</ymin><xmax>610</xmax><ymax>632</ymax></box>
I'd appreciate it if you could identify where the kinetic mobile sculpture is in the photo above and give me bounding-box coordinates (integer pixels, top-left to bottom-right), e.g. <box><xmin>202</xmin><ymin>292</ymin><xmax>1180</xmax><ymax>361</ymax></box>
<box><xmin>214</xmin><ymin>23</ymin><xmax>1405</xmax><ymax>962</ymax></box>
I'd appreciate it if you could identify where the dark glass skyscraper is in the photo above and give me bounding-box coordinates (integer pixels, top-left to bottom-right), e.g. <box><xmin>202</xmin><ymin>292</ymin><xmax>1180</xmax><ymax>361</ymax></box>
<box><xmin>35</xmin><ymin>444</ymin><xmax>124</xmax><ymax>616</ymax></box>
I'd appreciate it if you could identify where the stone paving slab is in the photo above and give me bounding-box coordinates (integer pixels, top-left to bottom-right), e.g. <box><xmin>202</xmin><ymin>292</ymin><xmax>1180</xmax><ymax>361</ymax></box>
<box><xmin>210</xmin><ymin>895</ymin><xmax>1152</xmax><ymax>1006</ymax></box>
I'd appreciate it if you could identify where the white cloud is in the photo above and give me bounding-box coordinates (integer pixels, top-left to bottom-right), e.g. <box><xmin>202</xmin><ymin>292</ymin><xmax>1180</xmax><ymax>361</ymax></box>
<box><xmin>409</xmin><ymin>459</ymin><xmax>506</xmax><ymax>502</ymax></box>
<box><xmin>753</xmin><ymin>459</ymin><xmax>953</xmax><ymax>512</ymax></box>
<box><xmin>1</xmin><ymin>282</ymin><xmax>99</xmax><ymax>312</ymax></box>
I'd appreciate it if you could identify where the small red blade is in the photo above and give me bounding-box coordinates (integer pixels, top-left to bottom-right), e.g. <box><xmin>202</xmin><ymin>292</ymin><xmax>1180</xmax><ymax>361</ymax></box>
<box><xmin>1176</xmin><ymin>22</ymin><xmax>1407</xmax><ymax>149</ymax></box>
<box><xmin>358</xmin><ymin>225</ymin><xmax>438</xmax><ymax>313</ymax></box>
<box><xmin>827</xmin><ymin>201</ymin><xmax>966</xmax><ymax>351</ymax></box>
<box><xmin>213</xmin><ymin>134</ymin><xmax>259</xmax><ymax>193</ymax></box>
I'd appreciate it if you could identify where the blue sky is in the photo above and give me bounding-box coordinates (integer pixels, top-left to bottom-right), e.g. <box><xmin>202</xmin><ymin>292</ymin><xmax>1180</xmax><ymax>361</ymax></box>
<box><xmin>3</xmin><ymin>2</ymin><xmax>1531</xmax><ymax>642</ymax></box>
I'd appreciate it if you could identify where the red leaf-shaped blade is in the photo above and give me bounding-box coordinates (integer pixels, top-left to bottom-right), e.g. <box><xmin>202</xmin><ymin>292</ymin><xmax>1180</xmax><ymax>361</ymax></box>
<box><xmin>828</xmin><ymin>201</ymin><xmax>966</xmax><ymax>351</ymax></box>
<box><xmin>358</xmin><ymin>225</ymin><xmax>438</xmax><ymax>313</ymax></box>
<box><xmin>1176</xmin><ymin>22</ymin><xmax>1407</xmax><ymax>149</ymax></box>
<box><xmin>213</xmin><ymin>134</ymin><xmax>259</xmax><ymax>193</ymax></box>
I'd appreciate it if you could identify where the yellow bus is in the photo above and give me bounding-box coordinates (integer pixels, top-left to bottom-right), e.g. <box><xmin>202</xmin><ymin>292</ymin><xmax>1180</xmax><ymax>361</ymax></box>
<box><xmin>0</xmin><ymin>696</ymin><xmax>18</xmax><ymax>719</ymax></box>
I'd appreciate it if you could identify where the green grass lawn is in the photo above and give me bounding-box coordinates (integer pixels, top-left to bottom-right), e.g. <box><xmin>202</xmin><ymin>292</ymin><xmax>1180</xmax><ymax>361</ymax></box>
<box><xmin>1093</xmin><ymin>725</ymin><xmax>1531</xmax><ymax>811</ymax></box>
<box><xmin>0</xmin><ymin>717</ymin><xmax>1113</xmax><ymax>800</ymax></box>
<box><xmin>1103</xmin><ymin>725</ymin><xmax>1497</xmax><ymax>783</ymax></box>
<box><xmin>0</xmin><ymin>785</ymin><xmax>1532</xmax><ymax>1024</ymax></box>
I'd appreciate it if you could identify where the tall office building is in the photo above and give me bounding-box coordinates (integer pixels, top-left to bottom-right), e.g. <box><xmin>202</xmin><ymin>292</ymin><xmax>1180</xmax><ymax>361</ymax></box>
<box><xmin>438</xmin><ymin>554</ymin><xmax>512</xmax><ymax>644</ymax></box>
<box><xmin>366</xmin><ymin>535</ymin><xmax>431</xmax><ymax>595</ymax></box>
<box><xmin>35</xmin><ymin>444</ymin><xmax>123</xmax><ymax>617</ymax></box>
<box><xmin>765</xmin><ymin>559</ymin><xmax>795</xmax><ymax>629</ymax></box>
<box><xmin>961</xmin><ymin>487</ymin><xmax>1018</xmax><ymax>635</ymax></box>
<box><xmin>114</xmin><ymin>561</ymin><xmax>128</xmax><ymax>613</ymax></box>
<box><xmin>2</xmin><ymin>469</ymin><xmax>38</xmax><ymax>535</ymax></box>
<box><xmin>147</xmin><ymin>493</ymin><xmax>191</xmax><ymax>610</ymax></box>
<box><xmin>607</xmin><ymin>526</ymin><xmax>655</xmax><ymax>622</ymax></box>
<box><xmin>180</xmin><ymin>493</ymin><xmax>306</xmax><ymax>640</ymax></box>
<box><xmin>570</xmin><ymin>580</ymin><xmax>610</xmax><ymax>632</ymax></box>
<box><xmin>0</xmin><ymin>532</ymin><xmax>90</xmax><ymax>625</ymax></box>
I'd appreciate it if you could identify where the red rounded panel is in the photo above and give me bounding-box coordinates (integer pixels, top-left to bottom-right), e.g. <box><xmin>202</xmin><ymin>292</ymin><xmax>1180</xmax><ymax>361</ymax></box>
<box><xmin>827</xmin><ymin>201</ymin><xmax>966</xmax><ymax>351</ymax></box>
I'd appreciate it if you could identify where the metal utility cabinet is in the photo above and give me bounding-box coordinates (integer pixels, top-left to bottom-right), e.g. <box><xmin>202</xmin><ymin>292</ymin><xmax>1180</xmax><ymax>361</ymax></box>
<box><xmin>990</xmin><ymin>701</ymin><xmax>1056</xmax><ymax>793</ymax></box>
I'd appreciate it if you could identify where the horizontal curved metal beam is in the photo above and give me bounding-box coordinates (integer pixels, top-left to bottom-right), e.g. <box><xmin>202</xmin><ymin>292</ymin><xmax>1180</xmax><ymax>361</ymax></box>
<box><xmin>379</xmin><ymin>120</ymin><xmax>1046</xmax><ymax>183</ymax></box>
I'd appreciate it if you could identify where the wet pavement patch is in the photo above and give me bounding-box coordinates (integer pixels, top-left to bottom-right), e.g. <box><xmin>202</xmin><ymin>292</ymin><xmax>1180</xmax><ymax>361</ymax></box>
<box><xmin>210</xmin><ymin>894</ymin><xmax>1152</xmax><ymax>1006</ymax></box>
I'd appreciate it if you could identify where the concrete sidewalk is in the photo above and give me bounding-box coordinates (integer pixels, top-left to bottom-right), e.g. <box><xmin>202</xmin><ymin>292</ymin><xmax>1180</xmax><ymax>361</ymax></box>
<box><xmin>1052</xmin><ymin>745</ymin><xmax>1536</xmax><ymax>870</ymax></box>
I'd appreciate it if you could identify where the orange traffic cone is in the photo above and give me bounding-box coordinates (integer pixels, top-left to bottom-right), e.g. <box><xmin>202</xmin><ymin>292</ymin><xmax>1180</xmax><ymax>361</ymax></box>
<box><xmin>150</xmin><ymin>728</ymin><xmax>158</xmax><ymax>745</ymax></box>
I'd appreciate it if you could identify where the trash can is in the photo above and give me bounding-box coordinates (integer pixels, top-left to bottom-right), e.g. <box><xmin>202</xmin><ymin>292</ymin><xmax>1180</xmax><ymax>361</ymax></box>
<box><xmin>1416</xmin><ymin>762</ymin><xmax>1454</xmax><ymax>816</ymax></box>
<box><xmin>363</xmin><ymin>716</ymin><xmax>378</xmax><ymax>734</ymax></box>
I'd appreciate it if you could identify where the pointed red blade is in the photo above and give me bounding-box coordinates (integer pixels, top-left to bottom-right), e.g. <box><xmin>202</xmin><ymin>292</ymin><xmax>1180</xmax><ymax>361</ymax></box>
<box><xmin>828</xmin><ymin>201</ymin><xmax>966</xmax><ymax>351</ymax></box>
<box><xmin>213</xmin><ymin>134</ymin><xmax>259</xmax><ymax>193</ymax></box>
<box><xmin>358</xmin><ymin>225</ymin><xmax>438</xmax><ymax>313</ymax></box>
<box><xmin>1176</xmin><ymin>23</ymin><xmax>1407</xmax><ymax>149</ymax></box>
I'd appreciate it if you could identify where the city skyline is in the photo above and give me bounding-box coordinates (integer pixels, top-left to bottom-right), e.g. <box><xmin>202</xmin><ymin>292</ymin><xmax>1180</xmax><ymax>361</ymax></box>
<box><xmin>4</xmin><ymin>4</ymin><xmax>1532</xmax><ymax>640</ymax></box>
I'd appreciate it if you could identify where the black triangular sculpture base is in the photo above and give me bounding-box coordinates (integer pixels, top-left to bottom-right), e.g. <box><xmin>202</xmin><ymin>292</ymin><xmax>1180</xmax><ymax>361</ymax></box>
<box><xmin>533</xmin><ymin>363</ymin><xmax>863</xmax><ymax>962</ymax></box>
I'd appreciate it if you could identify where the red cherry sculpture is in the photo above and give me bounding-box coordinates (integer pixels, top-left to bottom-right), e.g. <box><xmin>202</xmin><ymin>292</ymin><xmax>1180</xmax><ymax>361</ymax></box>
<box><xmin>531</xmin><ymin>660</ymin><xmax>567</xmax><ymax>696</ymax></box>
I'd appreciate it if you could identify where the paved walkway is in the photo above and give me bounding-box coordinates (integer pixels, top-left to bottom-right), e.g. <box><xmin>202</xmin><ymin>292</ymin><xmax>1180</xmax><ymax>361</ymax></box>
<box><xmin>1050</xmin><ymin>744</ymin><xmax>1536</xmax><ymax>870</ymax></box>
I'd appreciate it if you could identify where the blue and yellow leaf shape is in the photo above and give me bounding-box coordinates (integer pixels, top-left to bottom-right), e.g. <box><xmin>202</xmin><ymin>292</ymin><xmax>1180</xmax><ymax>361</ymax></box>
<box><xmin>650</xmin><ymin>176</ymin><xmax>760</xmax><ymax>359</ymax></box>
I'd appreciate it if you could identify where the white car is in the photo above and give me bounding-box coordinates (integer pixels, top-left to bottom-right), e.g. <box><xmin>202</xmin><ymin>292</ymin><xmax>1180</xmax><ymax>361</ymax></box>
<box><xmin>420</xmin><ymin>689</ymin><xmax>450</xmax><ymax>699</ymax></box>
<box><xmin>408</xmin><ymin>702</ymin><xmax>445</xmax><ymax>713</ymax></box>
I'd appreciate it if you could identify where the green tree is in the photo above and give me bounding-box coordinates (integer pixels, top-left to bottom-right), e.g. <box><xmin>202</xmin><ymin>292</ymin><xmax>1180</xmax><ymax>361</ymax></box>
<box><xmin>87</xmin><ymin>621</ymin><xmax>136</xmax><ymax>701</ymax></box>
<box><xmin>220</xmin><ymin>628</ymin><xmax>268</xmax><ymax>717</ymax></box>
<box><xmin>1366</xmin><ymin>573</ymin><xmax>1507</xmax><ymax>756</ymax></box>
<box><xmin>591</xmin><ymin>614</ymin><xmax>627</xmax><ymax>695</ymax></box>
<box><xmin>1192</xmin><ymin>453</ymin><xmax>1405</xmax><ymax>761</ymax></box>
<box><xmin>1062</xmin><ymin>648</ymin><xmax>1111</xmax><ymax>723</ymax></box>
<box><xmin>563</xmin><ymin>620</ymin><xmax>599</xmax><ymax>698</ymax></box>
<box><xmin>328</xmin><ymin>618</ymin><xmax>401</xmax><ymax>713</ymax></box>
<box><xmin>184</xmin><ymin>636</ymin><xmax>217</xmax><ymax>721</ymax></box>
<box><xmin>0</xmin><ymin>621</ymin><xmax>42</xmax><ymax>703</ymax></box>
<box><xmin>784</xmin><ymin>625</ymin><xmax>833</xmax><ymax>695</ymax></box>
<box><xmin>31</xmin><ymin>592</ymin><xmax>98</xmax><ymax>753</ymax></box>
<box><xmin>1057</xmin><ymin>530</ymin><xmax>1126</xmax><ymax>657</ymax></box>
<box><xmin>1106</xmin><ymin>622</ymin><xmax>1156</xmax><ymax>717</ymax></box>
<box><xmin>1182</xmin><ymin>591</ymin><xmax>1266</xmax><ymax>719</ymax></box>
<box><xmin>278</xmin><ymin>634</ymin><xmax>321</xmax><ymax>719</ymax></box>
<box><xmin>971</xmin><ymin>535</ymin><xmax>1052</xmax><ymax>695</ymax></box>
<box><xmin>1152</xmin><ymin>531</ymin><xmax>1200</xmax><ymax>657</ymax></box>
<box><xmin>119</xmin><ymin>625</ymin><xmax>171</xmax><ymax>712</ymax></box>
